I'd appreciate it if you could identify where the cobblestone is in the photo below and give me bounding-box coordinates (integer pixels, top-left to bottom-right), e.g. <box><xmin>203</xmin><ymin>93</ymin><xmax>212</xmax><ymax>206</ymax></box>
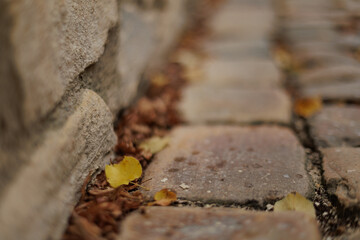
<box><xmin>178</xmin><ymin>86</ymin><xmax>291</xmax><ymax>124</ymax></box>
<box><xmin>309</xmin><ymin>106</ymin><xmax>360</xmax><ymax>147</ymax></box>
<box><xmin>200</xmin><ymin>59</ymin><xmax>281</xmax><ymax>88</ymax></box>
<box><xmin>322</xmin><ymin>147</ymin><xmax>360</xmax><ymax>207</ymax></box>
<box><xmin>118</xmin><ymin>207</ymin><xmax>321</xmax><ymax>240</ymax></box>
<box><xmin>142</xmin><ymin>126</ymin><xmax>311</xmax><ymax>204</ymax></box>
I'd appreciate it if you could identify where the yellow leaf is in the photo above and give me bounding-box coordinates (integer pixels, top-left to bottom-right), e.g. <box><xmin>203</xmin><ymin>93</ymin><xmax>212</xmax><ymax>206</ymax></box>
<box><xmin>148</xmin><ymin>189</ymin><xmax>177</xmax><ymax>206</ymax></box>
<box><xmin>139</xmin><ymin>136</ymin><xmax>170</xmax><ymax>154</ymax></box>
<box><xmin>294</xmin><ymin>97</ymin><xmax>322</xmax><ymax>117</ymax></box>
<box><xmin>151</xmin><ymin>73</ymin><xmax>169</xmax><ymax>87</ymax></box>
<box><xmin>105</xmin><ymin>156</ymin><xmax>142</xmax><ymax>188</ymax></box>
<box><xmin>274</xmin><ymin>192</ymin><xmax>316</xmax><ymax>218</ymax></box>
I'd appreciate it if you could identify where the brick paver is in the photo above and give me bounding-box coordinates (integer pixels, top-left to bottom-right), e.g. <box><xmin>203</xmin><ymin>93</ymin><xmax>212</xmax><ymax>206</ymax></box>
<box><xmin>200</xmin><ymin>59</ymin><xmax>281</xmax><ymax>88</ymax></box>
<box><xmin>178</xmin><ymin>86</ymin><xmax>291</xmax><ymax>124</ymax></box>
<box><xmin>322</xmin><ymin>147</ymin><xmax>360</xmax><ymax>207</ymax></box>
<box><xmin>118</xmin><ymin>207</ymin><xmax>321</xmax><ymax>240</ymax></box>
<box><xmin>142</xmin><ymin>126</ymin><xmax>311</xmax><ymax>204</ymax></box>
<box><xmin>303</xmin><ymin>80</ymin><xmax>360</xmax><ymax>101</ymax></box>
<box><xmin>309</xmin><ymin>106</ymin><xmax>360</xmax><ymax>147</ymax></box>
<box><xmin>298</xmin><ymin>65</ymin><xmax>360</xmax><ymax>86</ymax></box>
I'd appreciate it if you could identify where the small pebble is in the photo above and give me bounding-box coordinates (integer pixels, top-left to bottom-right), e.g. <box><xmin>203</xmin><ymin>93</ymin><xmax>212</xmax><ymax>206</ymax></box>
<box><xmin>161</xmin><ymin>178</ymin><xmax>168</xmax><ymax>183</ymax></box>
<box><xmin>179</xmin><ymin>183</ymin><xmax>190</xmax><ymax>190</ymax></box>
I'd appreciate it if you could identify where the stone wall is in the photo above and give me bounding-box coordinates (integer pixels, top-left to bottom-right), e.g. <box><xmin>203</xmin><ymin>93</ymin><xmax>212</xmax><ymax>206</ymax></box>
<box><xmin>0</xmin><ymin>0</ymin><xmax>190</xmax><ymax>239</ymax></box>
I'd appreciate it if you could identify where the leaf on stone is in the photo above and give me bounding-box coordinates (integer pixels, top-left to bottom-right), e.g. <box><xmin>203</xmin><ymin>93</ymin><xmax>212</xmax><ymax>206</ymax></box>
<box><xmin>105</xmin><ymin>156</ymin><xmax>142</xmax><ymax>188</ymax></box>
<box><xmin>139</xmin><ymin>136</ymin><xmax>170</xmax><ymax>154</ymax></box>
<box><xmin>294</xmin><ymin>97</ymin><xmax>322</xmax><ymax>117</ymax></box>
<box><xmin>274</xmin><ymin>192</ymin><xmax>316</xmax><ymax>218</ymax></box>
<box><xmin>148</xmin><ymin>188</ymin><xmax>177</xmax><ymax>206</ymax></box>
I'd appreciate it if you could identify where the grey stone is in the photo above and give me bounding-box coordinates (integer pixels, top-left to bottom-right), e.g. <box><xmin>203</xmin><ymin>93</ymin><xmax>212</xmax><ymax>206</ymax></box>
<box><xmin>309</xmin><ymin>106</ymin><xmax>360</xmax><ymax>147</ymax></box>
<box><xmin>200</xmin><ymin>59</ymin><xmax>282</xmax><ymax>88</ymax></box>
<box><xmin>142</xmin><ymin>126</ymin><xmax>312</xmax><ymax>204</ymax></box>
<box><xmin>303</xmin><ymin>80</ymin><xmax>360</xmax><ymax>101</ymax></box>
<box><xmin>0</xmin><ymin>90</ymin><xmax>117</xmax><ymax>240</ymax></box>
<box><xmin>118</xmin><ymin>207</ymin><xmax>321</xmax><ymax>240</ymax></box>
<box><xmin>0</xmin><ymin>0</ymin><xmax>118</xmax><ymax>139</ymax></box>
<box><xmin>322</xmin><ymin>147</ymin><xmax>360</xmax><ymax>207</ymax></box>
<box><xmin>298</xmin><ymin>65</ymin><xmax>360</xmax><ymax>86</ymax></box>
<box><xmin>178</xmin><ymin>85</ymin><xmax>291</xmax><ymax>124</ymax></box>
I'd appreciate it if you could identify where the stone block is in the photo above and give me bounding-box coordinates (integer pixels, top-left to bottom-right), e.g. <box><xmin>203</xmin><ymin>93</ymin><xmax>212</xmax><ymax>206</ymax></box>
<box><xmin>178</xmin><ymin>85</ymin><xmax>291</xmax><ymax>124</ymax></box>
<box><xmin>0</xmin><ymin>0</ymin><xmax>118</xmax><ymax>143</ymax></box>
<box><xmin>309</xmin><ymin>106</ymin><xmax>360</xmax><ymax>147</ymax></box>
<box><xmin>142</xmin><ymin>126</ymin><xmax>311</xmax><ymax>204</ymax></box>
<box><xmin>322</xmin><ymin>147</ymin><xmax>360</xmax><ymax>207</ymax></box>
<box><xmin>118</xmin><ymin>207</ymin><xmax>321</xmax><ymax>240</ymax></box>
<box><xmin>200</xmin><ymin>59</ymin><xmax>282</xmax><ymax>88</ymax></box>
<box><xmin>0</xmin><ymin>90</ymin><xmax>117</xmax><ymax>240</ymax></box>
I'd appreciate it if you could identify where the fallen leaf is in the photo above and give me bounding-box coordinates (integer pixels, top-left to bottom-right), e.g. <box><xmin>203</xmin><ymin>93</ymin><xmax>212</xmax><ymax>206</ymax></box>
<box><xmin>148</xmin><ymin>189</ymin><xmax>177</xmax><ymax>206</ymax></box>
<box><xmin>105</xmin><ymin>156</ymin><xmax>142</xmax><ymax>188</ymax></box>
<box><xmin>274</xmin><ymin>192</ymin><xmax>316</xmax><ymax>218</ymax></box>
<box><xmin>294</xmin><ymin>97</ymin><xmax>322</xmax><ymax>117</ymax></box>
<box><xmin>151</xmin><ymin>73</ymin><xmax>169</xmax><ymax>87</ymax></box>
<box><xmin>139</xmin><ymin>136</ymin><xmax>170</xmax><ymax>154</ymax></box>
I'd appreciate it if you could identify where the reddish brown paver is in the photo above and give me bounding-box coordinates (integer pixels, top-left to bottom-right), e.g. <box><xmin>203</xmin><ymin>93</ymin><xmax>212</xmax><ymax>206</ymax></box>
<box><xmin>298</xmin><ymin>65</ymin><xmax>360</xmax><ymax>87</ymax></box>
<box><xmin>322</xmin><ymin>147</ymin><xmax>360</xmax><ymax>207</ymax></box>
<box><xmin>118</xmin><ymin>207</ymin><xmax>321</xmax><ymax>240</ymax></box>
<box><xmin>200</xmin><ymin>59</ymin><xmax>281</xmax><ymax>88</ymax></box>
<box><xmin>303</xmin><ymin>80</ymin><xmax>360</xmax><ymax>101</ymax></box>
<box><xmin>309</xmin><ymin>106</ymin><xmax>360</xmax><ymax>147</ymax></box>
<box><xmin>178</xmin><ymin>86</ymin><xmax>291</xmax><ymax>124</ymax></box>
<box><xmin>142</xmin><ymin>126</ymin><xmax>312</xmax><ymax>204</ymax></box>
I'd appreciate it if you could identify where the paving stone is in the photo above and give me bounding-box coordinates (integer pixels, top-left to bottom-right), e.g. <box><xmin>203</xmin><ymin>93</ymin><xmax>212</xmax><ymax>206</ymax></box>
<box><xmin>285</xmin><ymin>27</ymin><xmax>337</xmax><ymax>43</ymax></box>
<box><xmin>294</xmin><ymin>50</ymin><xmax>359</xmax><ymax>69</ymax></box>
<box><xmin>203</xmin><ymin>39</ymin><xmax>271</xmax><ymax>60</ymax></box>
<box><xmin>209</xmin><ymin>5</ymin><xmax>275</xmax><ymax>40</ymax></box>
<box><xmin>303</xmin><ymin>80</ymin><xmax>360</xmax><ymax>101</ymax></box>
<box><xmin>298</xmin><ymin>65</ymin><xmax>360</xmax><ymax>87</ymax></box>
<box><xmin>200</xmin><ymin>59</ymin><xmax>282</xmax><ymax>88</ymax></box>
<box><xmin>142</xmin><ymin>126</ymin><xmax>311</xmax><ymax>204</ymax></box>
<box><xmin>118</xmin><ymin>207</ymin><xmax>321</xmax><ymax>240</ymax></box>
<box><xmin>178</xmin><ymin>86</ymin><xmax>291</xmax><ymax>124</ymax></box>
<box><xmin>309</xmin><ymin>106</ymin><xmax>360</xmax><ymax>147</ymax></box>
<box><xmin>322</xmin><ymin>147</ymin><xmax>360</xmax><ymax>207</ymax></box>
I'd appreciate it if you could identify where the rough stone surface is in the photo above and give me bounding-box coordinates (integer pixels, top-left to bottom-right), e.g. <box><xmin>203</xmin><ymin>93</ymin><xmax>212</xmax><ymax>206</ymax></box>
<box><xmin>309</xmin><ymin>106</ymin><xmax>360</xmax><ymax>147</ymax></box>
<box><xmin>200</xmin><ymin>59</ymin><xmax>282</xmax><ymax>88</ymax></box>
<box><xmin>298</xmin><ymin>65</ymin><xmax>360</xmax><ymax>86</ymax></box>
<box><xmin>0</xmin><ymin>90</ymin><xmax>117</xmax><ymax>240</ymax></box>
<box><xmin>142</xmin><ymin>126</ymin><xmax>311</xmax><ymax>204</ymax></box>
<box><xmin>303</xmin><ymin>80</ymin><xmax>360</xmax><ymax>101</ymax></box>
<box><xmin>118</xmin><ymin>207</ymin><xmax>321</xmax><ymax>240</ymax></box>
<box><xmin>0</xmin><ymin>0</ymin><xmax>118</xmax><ymax>136</ymax></box>
<box><xmin>178</xmin><ymin>85</ymin><xmax>291</xmax><ymax>124</ymax></box>
<box><xmin>322</xmin><ymin>147</ymin><xmax>360</xmax><ymax>207</ymax></box>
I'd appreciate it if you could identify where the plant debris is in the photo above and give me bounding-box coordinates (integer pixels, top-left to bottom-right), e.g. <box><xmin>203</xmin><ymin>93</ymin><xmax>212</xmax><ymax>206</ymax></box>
<box><xmin>148</xmin><ymin>189</ymin><xmax>177</xmax><ymax>206</ymax></box>
<box><xmin>105</xmin><ymin>156</ymin><xmax>142</xmax><ymax>188</ymax></box>
<box><xmin>274</xmin><ymin>192</ymin><xmax>316</xmax><ymax>218</ymax></box>
<box><xmin>294</xmin><ymin>97</ymin><xmax>323</xmax><ymax>118</ymax></box>
<box><xmin>139</xmin><ymin>136</ymin><xmax>170</xmax><ymax>155</ymax></box>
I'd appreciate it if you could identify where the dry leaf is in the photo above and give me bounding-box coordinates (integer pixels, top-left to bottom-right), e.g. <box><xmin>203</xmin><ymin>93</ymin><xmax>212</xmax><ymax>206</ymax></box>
<box><xmin>151</xmin><ymin>73</ymin><xmax>169</xmax><ymax>87</ymax></box>
<box><xmin>274</xmin><ymin>192</ymin><xmax>316</xmax><ymax>218</ymax></box>
<box><xmin>294</xmin><ymin>97</ymin><xmax>322</xmax><ymax>117</ymax></box>
<box><xmin>105</xmin><ymin>156</ymin><xmax>142</xmax><ymax>188</ymax></box>
<box><xmin>148</xmin><ymin>189</ymin><xmax>177</xmax><ymax>206</ymax></box>
<box><xmin>139</xmin><ymin>136</ymin><xmax>170</xmax><ymax>154</ymax></box>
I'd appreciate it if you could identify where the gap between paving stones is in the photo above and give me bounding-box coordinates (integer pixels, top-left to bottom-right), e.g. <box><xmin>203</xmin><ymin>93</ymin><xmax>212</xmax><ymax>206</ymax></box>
<box><xmin>275</xmin><ymin>32</ymin><xmax>360</xmax><ymax>239</ymax></box>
